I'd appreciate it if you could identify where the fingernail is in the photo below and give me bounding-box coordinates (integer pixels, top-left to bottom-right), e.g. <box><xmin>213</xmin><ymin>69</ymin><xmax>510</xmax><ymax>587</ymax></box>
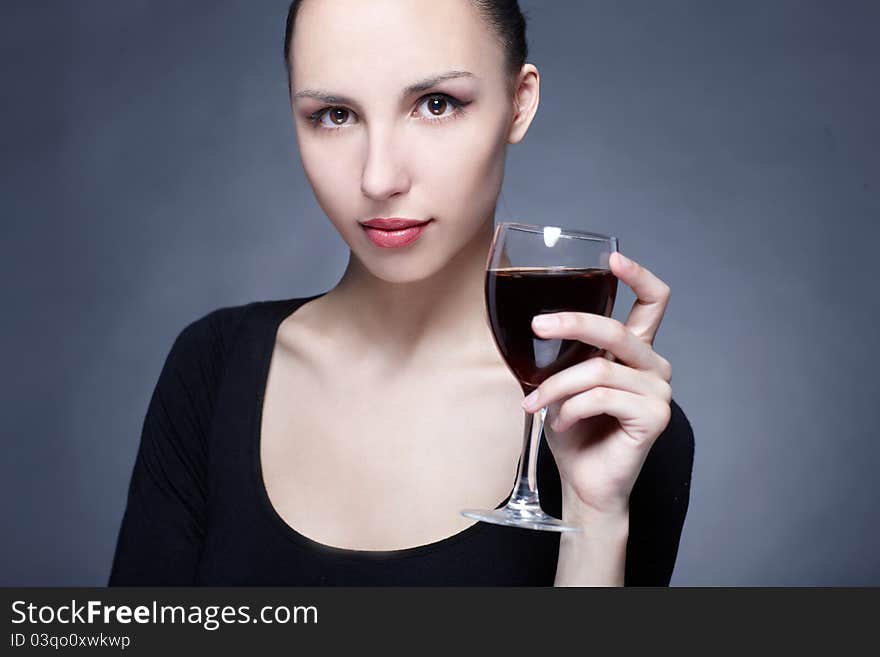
<box><xmin>533</xmin><ymin>315</ymin><xmax>558</xmax><ymax>330</ymax></box>
<box><xmin>618</xmin><ymin>252</ymin><xmax>632</xmax><ymax>268</ymax></box>
<box><xmin>522</xmin><ymin>389</ymin><xmax>540</xmax><ymax>410</ymax></box>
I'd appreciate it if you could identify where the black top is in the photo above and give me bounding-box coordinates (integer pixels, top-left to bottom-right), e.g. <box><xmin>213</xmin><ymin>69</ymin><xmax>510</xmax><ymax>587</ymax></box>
<box><xmin>108</xmin><ymin>294</ymin><xmax>695</xmax><ymax>586</ymax></box>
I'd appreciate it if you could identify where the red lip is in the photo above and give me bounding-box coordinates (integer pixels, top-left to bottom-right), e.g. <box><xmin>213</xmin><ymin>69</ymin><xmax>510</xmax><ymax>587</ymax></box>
<box><xmin>361</xmin><ymin>220</ymin><xmax>431</xmax><ymax>248</ymax></box>
<box><xmin>360</xmin><ymin>217</ymin><xmax>431</xmax><ymax>230</ymax></box>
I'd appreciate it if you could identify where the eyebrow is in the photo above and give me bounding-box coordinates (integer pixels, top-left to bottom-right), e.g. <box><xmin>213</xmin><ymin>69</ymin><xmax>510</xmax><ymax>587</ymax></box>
<box><xmin>292</xmin><ymin>70</ymin><xmax>476</xmax><ymax>104</ymax></box>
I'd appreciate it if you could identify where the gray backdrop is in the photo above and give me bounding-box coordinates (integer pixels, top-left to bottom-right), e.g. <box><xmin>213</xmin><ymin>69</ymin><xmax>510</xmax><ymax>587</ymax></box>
<box><xmin>2</xmin><ymin>0</ymin><xmax>877</xmax><ymax>586</ymax></box>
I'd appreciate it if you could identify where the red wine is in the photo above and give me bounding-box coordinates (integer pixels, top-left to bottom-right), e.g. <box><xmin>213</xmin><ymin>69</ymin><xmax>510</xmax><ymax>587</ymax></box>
<box><xmin>485</xmin><ymin>267</ymin><xmax>618</xmax><ymax>394</ymax></box>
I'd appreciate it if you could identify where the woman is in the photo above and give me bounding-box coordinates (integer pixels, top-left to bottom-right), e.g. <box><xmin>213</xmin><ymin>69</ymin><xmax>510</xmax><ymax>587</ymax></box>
<box><xmin>108</xmin><ymin>0</ymin><xmax>694</xmax><ymax>586</ymax></box>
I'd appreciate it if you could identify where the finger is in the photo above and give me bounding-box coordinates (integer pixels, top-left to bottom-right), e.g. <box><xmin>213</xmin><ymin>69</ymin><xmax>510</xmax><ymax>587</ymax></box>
<box><xmin>550</xmin><ymin>386</ymin><xmax>672</xmax><ymax>443</ymax></box>
<box><xmin>521</xmin><ymin>356</ymin><xmax>671</xmax><ymax>413</ymax></box>
<box><xmin>609</xmin><ymin>251</ymin><xmax>671</xmax><ymax>345</ymax></box>
<box><xmin>532</xmin><ymin>311</ymin><xmax>669</xmax><ymax>376</ymax></box>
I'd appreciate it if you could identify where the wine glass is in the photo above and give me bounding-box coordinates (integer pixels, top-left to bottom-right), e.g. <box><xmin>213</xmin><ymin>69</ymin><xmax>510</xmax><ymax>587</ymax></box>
<box><xmin>460</xmin><ymin>222</ymin><xmax>619</xmax><ymax>532</ymax></box>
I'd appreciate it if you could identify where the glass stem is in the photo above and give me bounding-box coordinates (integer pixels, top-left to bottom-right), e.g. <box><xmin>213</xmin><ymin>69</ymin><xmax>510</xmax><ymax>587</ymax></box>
<box><xmin>507</xmin><ymin>405</ymin><xmax>547</xmax><ymax>511</ymax></box>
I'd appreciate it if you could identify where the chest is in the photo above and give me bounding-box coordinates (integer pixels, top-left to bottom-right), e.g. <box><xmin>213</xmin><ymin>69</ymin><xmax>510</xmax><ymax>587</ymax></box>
<box><xmin>258</xmin><ymin>346</ymin><xmax>527</xmax><ymax>552</ymax></box>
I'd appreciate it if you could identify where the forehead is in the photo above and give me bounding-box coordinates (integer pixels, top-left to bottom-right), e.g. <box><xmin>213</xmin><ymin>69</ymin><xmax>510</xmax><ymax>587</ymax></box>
<box><xmin>291</xmin><ymin>0</ymin><xmax>503</xmax><ymax>89</ymax></box>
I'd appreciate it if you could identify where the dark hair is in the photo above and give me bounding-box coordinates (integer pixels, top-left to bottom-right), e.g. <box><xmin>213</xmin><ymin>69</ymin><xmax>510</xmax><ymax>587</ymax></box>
<box><xmin>283</xmin><ymin>0</ymin><xmax>529</xmax><ymax>97</ymax></box>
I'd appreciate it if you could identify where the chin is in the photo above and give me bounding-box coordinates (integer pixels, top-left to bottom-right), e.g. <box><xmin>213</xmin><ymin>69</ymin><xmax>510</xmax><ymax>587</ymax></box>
<box><xmin>359</xmin><ymin>249</ymin><xmax>452</xmax><ymax>285</ymax></box>
<box><xmin>367</xmin><ymin>262</ymin><xmax>440</xmax><ymax>285</ymax></box>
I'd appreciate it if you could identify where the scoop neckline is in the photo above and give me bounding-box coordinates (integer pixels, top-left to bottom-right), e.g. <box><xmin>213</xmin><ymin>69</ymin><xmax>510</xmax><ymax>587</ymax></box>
<box><xmin>251</xmin><ymin>294</ymin><xmax>512</xmax><ymax>561</ymax></box>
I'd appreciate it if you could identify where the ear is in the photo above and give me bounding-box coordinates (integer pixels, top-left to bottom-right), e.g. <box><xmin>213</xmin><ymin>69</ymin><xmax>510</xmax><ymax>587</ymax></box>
<box><xmin>507</xmin><ymin>64</ymin><xmax>540</xmax><ymax>145</ymax></box>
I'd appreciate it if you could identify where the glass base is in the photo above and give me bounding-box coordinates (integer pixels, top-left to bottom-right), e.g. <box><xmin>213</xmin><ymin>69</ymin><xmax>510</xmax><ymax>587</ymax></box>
<box><xmin>461</xmin><ymin>505</ymin><xmax>583</xmax><ymax>533</ymax></box>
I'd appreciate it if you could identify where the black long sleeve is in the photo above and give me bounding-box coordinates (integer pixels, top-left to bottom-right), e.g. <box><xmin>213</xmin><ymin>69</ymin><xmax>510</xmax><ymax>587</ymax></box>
<box><xmin>108</xmin><ymin>309</ymin><xmax>232</xmax><ymax>585</ymax></box>
<box><xmin>625</xmin><ymin>398</ymin><xmax>695</xmax><ymax>586</ymax></box>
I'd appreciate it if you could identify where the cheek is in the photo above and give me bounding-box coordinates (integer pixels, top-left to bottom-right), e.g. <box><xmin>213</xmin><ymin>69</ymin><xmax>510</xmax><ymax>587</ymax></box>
<box><xmin>414</xmin><ymin>118</ymin><xmax>507</xmax><ymax>219</ymax></box>
<box><xmin>297</xmin><ymin>135</ymin><xmax>363</xmax><ymax>225</ymax></box>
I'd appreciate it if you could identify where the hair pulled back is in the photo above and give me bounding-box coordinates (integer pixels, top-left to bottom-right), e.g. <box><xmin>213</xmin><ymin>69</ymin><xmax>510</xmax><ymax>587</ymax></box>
<box><xmin>283</xmin><ymin>0</ymin><xmax>529</xmax><ymax>97</ymax></box>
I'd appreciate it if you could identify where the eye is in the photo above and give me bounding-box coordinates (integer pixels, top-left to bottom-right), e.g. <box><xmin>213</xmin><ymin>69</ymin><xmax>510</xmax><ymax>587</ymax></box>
<box><xmin>414</xmin><ymin>94</ymin><xmax>468</xmax><ymax>123</ymax></box>
<box><xmin>307</xmin><ymin>93</ymin><xmax>469</xmax><ymax>132</ymax></box>
<box><xmin>312</xmin><ymin>106</ymin><xmax>353</xmax><ymax>130</ymax></box>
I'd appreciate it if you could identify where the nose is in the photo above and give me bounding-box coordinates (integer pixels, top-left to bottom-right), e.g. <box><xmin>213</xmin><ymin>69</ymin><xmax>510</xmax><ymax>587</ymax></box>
<box><xmin>360</xmin><ymin>126</ymin><xmax>410</xmax><ymax>200</ymax></box>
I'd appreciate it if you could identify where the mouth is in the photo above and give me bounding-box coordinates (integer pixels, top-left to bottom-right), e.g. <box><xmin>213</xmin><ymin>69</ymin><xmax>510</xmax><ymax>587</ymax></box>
<box><xmin>361</xmin><ymin>219</ymin><xmax>433</xmax><ymax>248</ymax></box>
<box><xmin>359</xmin><ymin>217</ymin><xmax>432</xmax><ymax>230</ymax></box>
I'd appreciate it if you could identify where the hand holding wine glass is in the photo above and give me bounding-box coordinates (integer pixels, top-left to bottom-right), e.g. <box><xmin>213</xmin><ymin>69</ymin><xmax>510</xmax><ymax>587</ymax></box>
<box><xmin>523</xmin><ymin>249</ymin><xmax>674</xmax><ymax>522</ymax></box>
<box><xmin>461</xmin><ymin>223</ymin><xmax>674</xmax><ymax>533</ymax></box>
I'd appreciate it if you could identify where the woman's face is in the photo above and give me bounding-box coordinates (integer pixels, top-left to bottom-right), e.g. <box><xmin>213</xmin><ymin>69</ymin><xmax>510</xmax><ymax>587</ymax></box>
<box><xmin>289</xmin><ymin>0</ymin><xmax>531</xmax><ymax>283</ymax></box>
